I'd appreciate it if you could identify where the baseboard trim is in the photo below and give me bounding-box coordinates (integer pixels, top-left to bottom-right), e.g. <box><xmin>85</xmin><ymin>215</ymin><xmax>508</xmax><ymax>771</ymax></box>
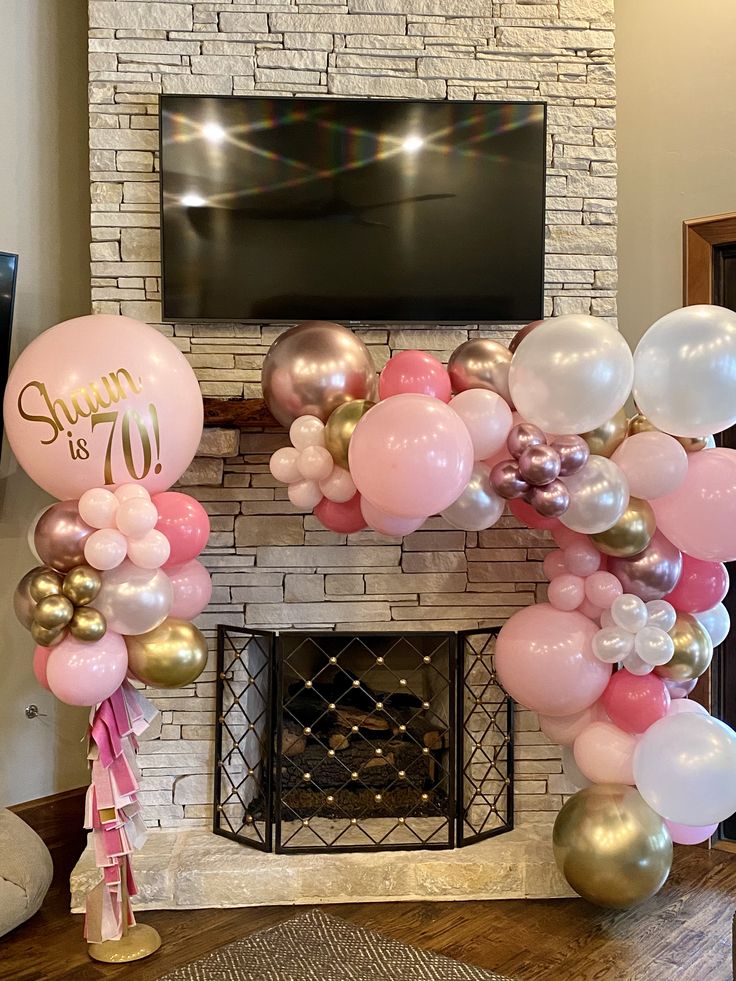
<box><xmin>9</xmin><ymin>785</ymin><xmax>88</xmax><ymax>856</ymax></box>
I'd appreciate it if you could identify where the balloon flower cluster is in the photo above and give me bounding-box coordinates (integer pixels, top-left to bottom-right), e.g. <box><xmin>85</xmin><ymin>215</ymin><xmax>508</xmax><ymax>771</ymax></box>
<box><xmin>265</xmin><ymin>307</ymin><xmax>736</xmax><ymax>909</ymax></box>
<box><xmin>3</xmin><ymin>314</ymin><xmax>209</xmax><ymax>944</ymax></box>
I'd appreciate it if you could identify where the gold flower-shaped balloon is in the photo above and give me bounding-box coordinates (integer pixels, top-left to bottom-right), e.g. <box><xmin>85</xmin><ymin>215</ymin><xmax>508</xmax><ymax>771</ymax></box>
<box><xmin>16</xmin><ymin>564</ymin><xmax>107</xmax><ymax>646</ymax></box>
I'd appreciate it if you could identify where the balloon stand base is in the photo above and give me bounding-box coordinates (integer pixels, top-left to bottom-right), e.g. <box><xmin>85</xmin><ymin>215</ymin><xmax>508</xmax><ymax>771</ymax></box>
<box><xmin>88</xmin><ymin>924</ymin><xmax>161</xmax><ymax>963</ymax></box>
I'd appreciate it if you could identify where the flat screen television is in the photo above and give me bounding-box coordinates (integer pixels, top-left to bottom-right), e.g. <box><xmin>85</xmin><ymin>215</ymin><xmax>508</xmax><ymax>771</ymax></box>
<box><xmin>0</xmin><ymin>251</ymin><xmax>18</xmax><ymax>443</ymax></box>
<box><xmin>159</xmin><ymin>96</ymin><xmax>546</xmax><ymax>324</ymax></box>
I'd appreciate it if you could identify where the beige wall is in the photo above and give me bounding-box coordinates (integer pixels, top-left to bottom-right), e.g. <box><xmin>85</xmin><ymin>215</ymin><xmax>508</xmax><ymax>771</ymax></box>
<box><xmin>617</xmin><ymin>0</ymin><xmax>736</xmax><ymax>344</ymax></box>
<box><xmin>0</xmin><ymin>0</ymin><xmax>91</xmax><ymax>805</ymax></box>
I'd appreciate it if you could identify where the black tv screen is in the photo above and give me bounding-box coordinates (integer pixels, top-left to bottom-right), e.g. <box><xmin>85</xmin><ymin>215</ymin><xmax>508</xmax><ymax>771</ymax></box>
<box><xmin>0</xmin><ymin>252</ymin><xmax>18</xmax><ymax>440</ymax></box>
<box><xmin>160</xmin><ymin>96</ymin><xmax>546</xmax><ymax>324</ymax></box>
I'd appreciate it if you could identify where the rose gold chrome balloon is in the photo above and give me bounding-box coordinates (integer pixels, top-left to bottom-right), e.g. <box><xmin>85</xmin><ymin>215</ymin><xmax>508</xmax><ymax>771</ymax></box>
<box><xmin>447</xmin><ymin>338</ymin><xmax>513</xmax><ymax>404</ymax></box>
<box><xmin>608</xmin><ymin>530</ymin><xmax>682</xmax><ymax>602</ymax></box>
<box><xmin>34</xmin><ymin>500</ymin><xmax>94</xmax><ymax>573</ymax></box>
<box><xmin>508</xmin><ymin>319</ymin><xmax>544</xmax><ymax>355</ymax></box>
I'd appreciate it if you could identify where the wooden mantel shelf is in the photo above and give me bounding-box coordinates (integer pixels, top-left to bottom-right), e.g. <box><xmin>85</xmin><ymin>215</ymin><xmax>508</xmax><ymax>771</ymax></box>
<box><xmin>203</xmin><ymin>397</ymin><xmax>280</xmax><ymax>429</ymax></box>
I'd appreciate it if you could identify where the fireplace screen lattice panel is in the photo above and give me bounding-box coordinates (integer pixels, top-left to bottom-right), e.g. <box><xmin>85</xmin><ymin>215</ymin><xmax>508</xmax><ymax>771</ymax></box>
<box><xmin>214</xmin><ymin>627</ymin><xmax>512</xmax><ymax>854</ymax></box>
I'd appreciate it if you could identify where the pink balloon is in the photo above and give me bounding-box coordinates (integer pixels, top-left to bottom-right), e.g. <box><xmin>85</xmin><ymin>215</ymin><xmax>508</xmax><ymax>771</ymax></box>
<box><xmin>495</xmin><ymin>604</ymin><xmax>611</xmax><ymax>717</ymax></box>
<box><xmin>314</xmin><ymin>494</ymin><xmax>367</xmax><ymax>534</ymax></box>
<box><xmin>612</xmin><ymin>432</ymin><xmax>688</xmax><ymax>500</ymax></box>
<box><xmin>360</xmin><ymin>498</ymin><xmax>425</xmax><ymax>536</ymax></box>
<box><xmin>32</xmin><ymin>646</ymin><xmax>52</xmax><ymax>691</ymax></box>
<box><xmin>115</xmin><ymin>497</ymin><xmax>158</xmax><ymax>538</ymax></box>
<box><xmin>3</xmin><ymin>315</ymin><xmax>203</xmax><ymax>499</ymax></box>
<box><xmin>543</xmin><ymin>550</ymin><xmax>568</xmax><ymax>580</ymax></box>
<box><xmin>167</xmin><ymin>559</ymin><xmax>213</xmax><ymax>620</ymax></box>
<box><xmin>584</xmin><ymin>571</ymin><xmax>623</xmax><ymax>609</ymax></box>
<box><xmin>319</xmin><ymin>467</ymin><xmax>356</xmax><ymax>503</ymax></box>
<box><xmin>564</xmin><ymin>540</ymin><xmax>602</xmax><ymax>577</ymax></box>
<box><xmin>508</xmin><ymin>498</ymin><xmax>560</xmax><ymax>531</ymax></box>
<box><xmin>601</xmin><ymin>669</ymin><xmax>670</xmax><ymax>734</ymax></box>
<box><xmin>269</xmin><ymin>447</ymin><xmax>301</xmax><ymax>484</ymax></box>
<box><xmin>653</xmin><ymin>448</ymin><xmax>736</xmax><ymax>561</ymax></box>
<box><xmin>578</xmin><ymin>598</ymin><xmax>604</xmax><ymax>622</ymax></box>
<box><xmin>573</xmin><ymin>721</ymin><xmax>637</xmax><ymax>785</ymax></box>
<box><xmin>348</xmin><ymin>394</ymin><xmax>473</xmax><ymax>518</ymax></box>
<box><xmin>663</xmin><ymin>553</ymin><xmax>728</xmax><ymax>614</ymax></box>
<box><xmin>548</xmin><ymin>573</ymin><xmax>585</xmax><ymax>612</ymax></box>
<box><xmin>127</xmin><ymin>528</ymin><xmax>171</xmax><ymax>570</ymax></box>
<box><xmin>45</xmin><ymin>631</ymin><xmax>128</xmax><ymax>706</ymax></box>
<box><xmin>114</xmin><ymin>483</ymin><xmax>150</xmax><ymax>504</ymax></box>
<box><xmin>154</xmin><ymin>492</ymin><xmax>210</xmax><ymax>566</ymax></box>
<box><xmin>84</xmin><ymin>528</ymin><xmax>127</xmax><ymax>571</ymax></box>
<box><xmin>665</xmin><ymin>819</ymin><xmax>717</xmax><ymax>845</ymax></box>
<box><xmin>551</xmin><ymin>526</ymin><xmax>586</xmax><ymax>549</ymax></box>
<box><xmin>378</xmin><ymin>350</ymin><xmax>452</xmax><ymax>402</ymax></box>
<box><xmin>79</xmin><ymin>488</ymin><xmax>118</xmax><ymax>529</ymax></box>
<box><xmin>449</xmin><ymin>389</ymin><xmax>512</xmax><ymax>460</ymax></box>
<box><xmin>538</xmin><ymin>701</ymin><xmax>607</xmax><ymax>747</ymax></box>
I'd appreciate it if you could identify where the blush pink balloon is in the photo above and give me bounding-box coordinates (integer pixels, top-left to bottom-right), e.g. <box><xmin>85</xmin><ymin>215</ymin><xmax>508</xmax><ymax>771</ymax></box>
<box><xmin>584</xmin><ymin>571</ymin><xmax>623</xmax><ymax>609</ymax></box>
<box><xmin>115</xmin><ymin>497</ymin><xmax>158</xmax><ymax>538</ymax></box>
<box><xmin>319</xmin><ymin>467</ymin><xmax>356</xmax><ymax>503</ymax></box>
<box><xmin>543</xmin><ymin>550</ymin><xmax>568</xmax><ymax>580</ymax></box>
<box><xmin>45</xmin><ymin>631</ymin><xmax>128</xmax><ymax>706</ymax></box>
<box><xmin>495</xmin><ymin>604</ymin><xmax>611</xmax><ymax>716</ymax></box>
<box><xmin>378</xmin><ymin>350</ymin><xmax>452</xmax><ymax>402</ymax></box>
<box><xmin>563</xmin><ymin>540</ymin><xmax>602</xmax><ymax>577</ymax></box>
<box><xmin>33</xmin><ymin>646</ymin><xmax>52</xmax><ymax>691</ymax></box>
<box><xmin>538</xmin><ymin>701</ymin><xmax>607</xmax><ymax>747</ymax></box>
<box><xmin>601</xmin><ymin>669</ymin><xmax>670</xmax><ymax>734</ymax></box>
<box><xmin>84</xmin><ymin>528</ymin><xmax>127</xmax><ymax>570</ymax></box>
<box><xmin>573</xmin><ymin>721</ymin><xmax>637</xmax><ymax>785</ymax></box>
<box><xmin>127</xmin><ymin>528</ymin><xmax>171</xmax><ymax>570</ymax></box>
<box><xmin>449</xmin><ymin>389</ymin><xmax>513</xmax><ymax>460</ymax></box>
<box><xmin>551</xmin><ymin>526</ymin><xmax>586</xmax><ymax>549</ymax></box>
<box><xmin>154</xmin><ymin>492</ymin><xmax>210</xmax><ymax>566</ymax></box>
<box><xmin>78</xmin><ymin>488</ymin><xmax>118</xmax><ymax>529</ymax></box>
<box><xmin>663</xmin><ymin>553</ymin><xmax>729</xmax><ymax>614</ymax></box>
<box><xmin>270</xmin><ymin>447</ymin><xmax>301</xmax><ymax>484</ymax></box>
<box><xmin>360</xmin><ymin>498</ymin><xmax>425</xmax><ymax>536</ymax></box>
<box><xmin>314</xmin><ymin>494</ymin><xmax>367</xmax><ymax>534</ymax></box>
<box><xmin>665</xmin><ymin>819</ymin><xmax>717</xmax><ymax>845</ymax></box>
<box><xmin>578</xmin><ymin>598</ymin><xmax>604</xmax><ymax>621</ymax></box>
<box><xmin>3</xmin><ymin>314</ymin><xmax>203</xmax><ymax>499</ymax></box>
<box><xmin>167</xmin><ymin>559</ymin><xmax>213</xmax><ymax>620</ymax></box>
<box><xmin>548</xmin><ymin>574</ymin><xmax>585</xmax><ymax>612</ymax></box>
<box><xmin>653</xmin><ymin>448</ymin><xmax>736</xmax><ymax>562</ymax></box>
<box><xmin>612</xmin><ymin>432</ymin><xmax>688</xmax><ymax>501</ymax></box>
<box><xmin>508</xmin><ymin>498</ymin><xmax>560</xmax><ymax>531</ymax></box>
<box><xmin>348</xmin><ymin>394</ymin><xmax>473</xmax><ymax>518</ymax></box>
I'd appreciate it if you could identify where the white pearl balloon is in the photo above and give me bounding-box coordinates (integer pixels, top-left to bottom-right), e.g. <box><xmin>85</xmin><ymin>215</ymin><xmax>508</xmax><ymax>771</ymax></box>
<box><xmin>695</xmin><ymin>602</ymin><xmax>731</xmax><ymax>647</ymax></box>
<box><xmin>611</xmin><ymin>593</ymin><xmax>648</xmax><ymax>632</ymax></box>
<box><xmin>592</xmin><ymin>626</ymin><xmax>634</xmax><ymax>663</ymax></box>
<box><xmin>646</xmin><ymin>600</ymin><xmax>677</xmax><ymax>633</ymax></box>
<box><xmin>560</xmin><ymin>455</ymin><xmax>629</xmax><ymax>534</ymax></box>
<box><xmin>635</xmin><ymin>626</ymin><xmax>675</xmax><ymax>666</ymax></box>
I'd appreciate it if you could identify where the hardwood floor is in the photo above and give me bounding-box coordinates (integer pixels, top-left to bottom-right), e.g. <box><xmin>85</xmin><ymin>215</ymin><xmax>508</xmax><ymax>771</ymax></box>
<box><xmin>1</xmin><ymin>846</ymin><xmax>734</xmax><ymax>981</ymax></box>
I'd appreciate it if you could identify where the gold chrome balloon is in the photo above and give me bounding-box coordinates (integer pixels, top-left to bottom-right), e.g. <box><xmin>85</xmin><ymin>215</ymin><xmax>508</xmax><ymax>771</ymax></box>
<box><xmin>14</xmin><ymin>569</ymin><xmax>40</xmax><ymax>629</ymax></box>
<box><xmin>69</xmin><ymin>607</ymin><xmax>107</xmax><ymax>643</ymax></box>
<box><xmin>655</xmin><ymin>613</ymin><xmax>713</xmax><ymax>681</ymax></box>
<box><xmin>33</xmin><ymin>594</ymin><xmax>74</xmax><ymax>630</ymax></box>
<box><xmin>28</xmin><ymin>568</ymin><xmax>64</xmax><ymax>604</ymax></box>
<box><xmin>125</xmin><ymin>617</ymin><xmax>208</xmax><ymax>688</ymax></box>
<box><xmin>324</xmin><ymin>399</ymin><xmax>374</xmax><ymax>469</ymax></box>
<box><xmin>63</xmin><ymin>564</ymin><xmax>102</xmax><ymax>606</ymax></box>
<box><xmin>582</xmin><ymin>408</ymin><xmax>628</xmax><ymax>458</ymax></box>
<box><xmin>30</xmin><ymin>621</ymin><xmax>65</xmax><ymax>647</ymax></box>
<box><xmin>553</xmin><ymin>784</ymin><xmax>672</xmax><ymax>909</ymax></box>
<box><xmin>591</xmin><ymin>497</ymin><xmax>656</xmax><ymax>558</ymax></box>
<box><xmin>628</xmin><ymin>412</ymin><xmax>707</xmax><ymax>453</ymax></box>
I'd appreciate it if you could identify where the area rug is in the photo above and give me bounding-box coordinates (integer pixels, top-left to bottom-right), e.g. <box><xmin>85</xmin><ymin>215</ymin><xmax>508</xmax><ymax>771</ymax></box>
<box><xmin>158</xmin><ymin>908</ymin><xmax>515</xmax><ymax>981</ymax></box>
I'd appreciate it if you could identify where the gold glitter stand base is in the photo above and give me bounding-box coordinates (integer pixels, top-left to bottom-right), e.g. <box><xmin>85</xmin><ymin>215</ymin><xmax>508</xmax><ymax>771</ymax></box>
<box><xmin>88</xmin><ymin>924</ymin><xmax>162</xmax><ymax>963</ymax></box>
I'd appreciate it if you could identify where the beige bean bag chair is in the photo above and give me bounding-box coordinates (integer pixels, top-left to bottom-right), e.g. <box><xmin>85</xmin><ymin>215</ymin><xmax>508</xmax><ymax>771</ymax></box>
<box><xmin>0</xmin><ymin>808</ymin><xmax>53</xmax><ymax>937</ymax></box>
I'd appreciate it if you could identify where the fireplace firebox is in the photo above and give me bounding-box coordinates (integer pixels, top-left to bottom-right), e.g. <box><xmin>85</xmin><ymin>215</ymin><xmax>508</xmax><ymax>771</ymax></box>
<box><xmin>214</xmin><ymin>627</ymin><xmax>512</xmax><ymax>854</ymax></box>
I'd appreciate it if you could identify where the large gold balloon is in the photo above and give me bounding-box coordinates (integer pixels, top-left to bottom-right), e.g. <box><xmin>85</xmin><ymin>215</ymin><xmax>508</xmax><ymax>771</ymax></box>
<box><xmin>29</xmin><ymin>567</ymin><xmax>64</xmax><ymax>604</ymax></box>
<box><xmin>591</xmin><ymin>497</ymin><xmax>656</xmax><ymax>557</ymax></box>
<box><xmin>69</xmin><ymin>607</ymin><xmax>107</xmax><ymax>643</ymax></box>
<box><xmin>324</xmin><ymin>399</ymin><xmax>374</xmax><ymax>469</ymax></box>
<box><xmin>628</xmin><ymin>412</ymin><xmax>708</xmax><ymax>453</ymax></box>
<box><xmin>125</xmin><ymin>617</ymin><xmax>208</xmax><ymax>688</ymax></box>
<box><xmin>655</xmin><ymin>613</ymin><xmax>713</xmax><ymax>681</ymax></box>
<box><xmin>581</xmin><ymin>408</ymin><xmax>628</xmax><ymax>458</ymax></box>
<box><xmin>553</xmin><ymin>784</ymin><xmax>672</xmax><ymax>909</ymax></box>
<box><xmin>34</xmin><ymin>594</ymin><xmax>74</xmax><ymax>630</ymax></box>
<box><xmin>63</xmin><ymin>565</ymin><xmax>102</xmax><ymax>606</ymax></box>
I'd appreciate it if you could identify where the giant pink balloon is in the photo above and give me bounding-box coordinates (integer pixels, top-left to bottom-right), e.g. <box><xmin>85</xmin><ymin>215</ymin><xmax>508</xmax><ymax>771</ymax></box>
<box><xmin>495</xmin><ymin>604</ymin><xmax>611</xmax><ymax>716</ymax></box>
<box><xmin>653</xmin><ymin>448</ymin><xmax>736</xmax><ymax>562</ymax></box>
<box><xmin>32</xmin><ymin>646</ymin><xmax>52</xmax><ymax>691</ymax></box>
<box><xmin>3</xmin><ymin>315</ymin><xmax>203</xmax><ymax>499</ymax></box>
<box><xmin>348</xmin><ymin>394</ymin><xmax>473</xmax><ymax>518</ymax></box>
<box><xmin>611</xmin><ymin>432</ymin><xmax>688</xmax><ymax>500</ymax></box>
<box><xmin>664</xmin><ymin>553</ymin><xmax>728</xmax><ymax>614</ymax></box>
<box><xmin>46</xmin><ymin>631</ymin><xmax>128</xmax><ymax>706</ymax></box>
<box><xmin>154</xmin><ymin>492</ymin><xmax>210</xmax><ymax>566</ymax></box>
<box><xmin>379</xmin><ymin>350</ymin><xmax>452</xmax><ymax>402</ymax></box>
<box><xmin>167</xmin><ymin>559</ymin><xmax>213</xmax><ymax>620</ymax></box>
<box><xmin>573</xmin><ymin>721</ymin><xmax>637</xmax><ymax>785</ymax></box>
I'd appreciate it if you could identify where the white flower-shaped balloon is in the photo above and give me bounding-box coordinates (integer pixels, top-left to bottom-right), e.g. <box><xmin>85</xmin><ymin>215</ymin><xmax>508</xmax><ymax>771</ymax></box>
<box><xmin>593</xmin><ymin>595</ymin><xmax>676</xmax><ymax>674</ymax></box>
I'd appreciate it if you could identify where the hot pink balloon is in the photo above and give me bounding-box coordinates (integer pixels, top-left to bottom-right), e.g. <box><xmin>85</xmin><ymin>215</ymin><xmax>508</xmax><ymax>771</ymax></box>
<box><xmin>154</xmin><ymin>492</ymin><xmax>210</xmax><ymax>566</ymax></box>
<box><xmin>167</xmin><ymin>559</ymin><xmax>213</xmax><ymax>620</ymax></box>
<box><xmin>360</xmin><ymin>498</ymin><xmax>425</xmax><ymax>537</ymax></box>
<box><xmin>495</xmin><ymin>604</ymin><xmax>611</xmax><ymax>717</ymax></box>
<box><xmin>538</xmin><ymin>701</ymin><xmax>607</xmax><ymax>747</ymax></box>
<box><xmin>543</xmin><ymin>549</ymin><xmax>568</xmax><ymax>580</ymax></box>
<box><xmin>584</xmin><ymin>571</ymin><xmax>623</xmax><ymax>609</ymax></box>
<box><xmin>3</xmin><ymin>315</ymin><xmax>203</xmax><ymax>499</ymax></box>
<box><xmin>665</xmin><ymin>820</ymin><xmax>717</xmax><ymax>845</ymax></box>
<box><xmin>314</xmin><ymin>494</ymin><xmax>367</xmax><ymax>534</ymax></box>
<box><xmin>573</xmin><ymin>721</ymin><xmax>637</xmax><ymax>785</ymax></box>
<box><xmin>450</xmin><ymin>389</ymin><xmax>512</xmax><ymax>461</ymax></box>
<box><xmin>378</xmin><ymin>350</ymin><xmax>452</xmax><ymax>402</ymax></box>
<box><xmin>349</xmin><ymin>394</ymin><xmax>473</xmax><ymax>518</ymax></box>
<box><xmin>664</xmin><ymin>553</ymin><xmax>728</xmax><ymax>614</ymax></box>
<box><xmin>45</xmin><ymin>631</ymin><xmax>128</xmax><ymax>706</ymax></box>
<box><xmin>508</xmin><ymin>498</ymin><xmax>560</xmax><ymax>531</ymax></box>
<box><xmin>653</xmin><ymin>448</ymin><xmax>736</xmax><ymax>562</ymax></box>
<box><xmin>33</xmin><ymin>645</ymin><xmax>52</xmax><ymax>691</ymax></box>
<box><xmin>612</xmin><ymin>431</ymin><xmax>688</xmax><ymax>501</ymax></box>
<box><xmin>563</xmin><ymin>540</ymin><xmax>602</xmax><ymax>577</ymax></box>
<box><xmin>548</xmin><ymin>573</ymin><xmax>585</xmax><ymax>612</ymax></box>
<box><xmin>601</xmin><ymin>669</ymin><xmax>670</xmax><ymax>734</ymax></box>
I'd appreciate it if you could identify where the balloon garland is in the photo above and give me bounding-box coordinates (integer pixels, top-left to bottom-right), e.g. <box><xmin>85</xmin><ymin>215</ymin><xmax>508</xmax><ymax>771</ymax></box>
<box><xmin>265</xmin><ymin>307</ymin><xmax>736</xmax><ymax>908</ymax></box>
<box><xmin>4</xmin><ymin>315</ymin><xmax>211</xmax><ymax>957</ymax></box>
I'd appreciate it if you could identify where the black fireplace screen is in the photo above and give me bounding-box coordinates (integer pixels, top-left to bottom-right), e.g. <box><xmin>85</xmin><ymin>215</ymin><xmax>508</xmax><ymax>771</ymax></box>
<box><xmin>214</xmin><ymin>627</ymin><xmax>512</xmax><ymax>854</ymax></box>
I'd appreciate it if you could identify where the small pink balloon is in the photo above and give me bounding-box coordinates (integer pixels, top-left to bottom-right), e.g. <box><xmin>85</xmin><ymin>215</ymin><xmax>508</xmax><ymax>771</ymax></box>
<box><xmin>667</xmin><ymin>698</ymin><xmax>709</xmax><ymax>717</ymax></box>
<box><xmin>127</xmin><ymin>528</ymin><xmax>171</xmax><ymax>569</ymax></box>
<box><xmin>450</xmin><ymin>389</ymin><xmax>512</xmax><ymax>461</ymax></box>
<box><xmin>78</xmin><ymin>488</ymin><xmax>118</xmax><ymax>530</ymax></box>
<box><xmin>319</xmin><ymin>467</ymin><xmax>356</xmax><ymax>504</ymax></box>
<box><xmin>314</xmin><ymin>493</ymin><xmax>367</xmax><ymax>534</ymax></box>
<box><xmin>665</xmin><ymin>819</ymin><xmax>717</xmax><ymax>845</ymax></box>
<box><xmin>564</xmin><ymin>540</ymin><xmax>602</xmax><ymax>577</ymax></box>
<box><xmin>167</xmin><ymin>559</ymin><xmax>213</xmax><ymax>620</ymax></box>
<box><xmin>84</xmin><ymin>528</ymin><xmax>127</xmax><ymax>571</ymax></box>
<box><xmin>115</xmin><ymin>497</ymin><xmax>158</xmax><ymax>538</ymax></box>
<box><xmin>664</xmin><ymin>553</ymin><xmax>729</xmax><ymax>614</ymax></box>
<box><xmin>612</xmin><ymin>432</ymin><xmax>688</xmax><ymax>501</ymax></box>
<box><xmin>578</xmin><ymin>598</ymin><xmax>604</xmax><ymax>622</ymax></box>
<box><xmin>601</xmin><ymin>669</ymin><xmax>670</xmax><ymax>734</ymax></box>
<box><xmin>551</xmin><ymin>526</ymin><xmax>586</xmax><ymax>549</ymax></box>
<box><xmin>32</xmin><ymin>645</ymin><xmax>52</xmax><ymax>691</ymax></box>
<box><xmin>509</xmin><ymin>498</ymin><xmax>560</xmax><ymax>531</ymax></box>
<box><xmin>289</xmin><ymin>415</ymin><xmax>325</xmax><ymax>450</ymax></box>
<box><xmin>548</xmin><ymin>573</ymin><xmax>585</xmax><ymax>612</ymax></box>
<box><xmin>543</xmin><ymin>550</ymin><xmax>568</xmax><ymax>581</ymax></box>
<box><xmin>378</xmin><ymin>350</ymin><xmax>452</xmax><ymax>402</ymax></box>
<box><xmin>46</xmin><ymin>631</ymin><xmax>128</xmax><ymax>706</ymax></box>
<box><xmin>360</xmin><ymin>498</ymin><xmax>425</xmax><ymax>537</ymax></box>
<box><xmin>664</xmin><ymin>677</ymin><xmax>698</xmax><ymax>700</ymax></box>
<box><xmin>573</xmin><ymin>721</ymin><xmax>637</xmax><ymax>785</ymax></box>
<box><xmin>288</xmin><ymin>479</ymin><xmax>322</xmax><ymax>510</ymax></box>
<box><xmin>584</xmin><ymin>570</ymin><xmax>623</xmax><ymax>609</ymax></box>
<box><xmin>154</xmin><ymin>492</ymin><xmax>210</xmax><ymax>566</ymax></box>
<box><xmin>538</xmin><ymin>701</ymin><xmax>607</xmax><ymax>747</ymax></box>
<box><xmin>114</xmin><ymin>483</ymin><xmax>151</xmax><ymax>504</ymax></box>
<box><xmin>270</xmin><ymin>447</ymin><xmax>301</xmax><ymax>483</ymax></box>
<box><xmin>297</xmin><ymin>444</ymin><xmax>334</xmax><ymax>482</ymax></box>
